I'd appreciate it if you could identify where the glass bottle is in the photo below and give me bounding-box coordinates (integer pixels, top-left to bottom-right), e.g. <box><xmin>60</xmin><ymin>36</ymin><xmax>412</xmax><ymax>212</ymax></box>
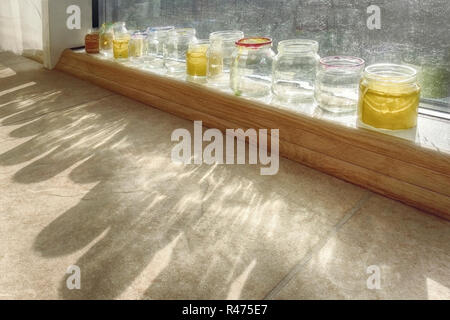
<box><xmin>315</xmin><ymin>56</ymin><xmax>365</xmax><ymax>113</ymax></box>
<box><xmin>207</xmin><ymin>30</ymin><xmax>244</xmax><ymax>87</ymax></box>
<box><xmin>85</xmin><ymin>28</ymin><xmax>100</xmax><ymax>54</ymax></box>
<box><xmin>186</xmin><ymin>39</ymin><xmax>209</xmax><ymax>82</ymax></box>
<box><xmin>164</xmin><ymin>28</ymin><xmax>197</xmax><ymax>75</ymax></box>
<box><xmin>100</xmin><ymin>23</ymin><xmax>114</xmax><ymax>57</ymax></box>
<box><xmin>112</xmin><ymin>22</ymin><xmax>131</xmax><ymax>61</ymax></box>
<box><xmin>272</xmin><ymin>39</ymin><xmax>320</xmax><ymax>103</ymax></box>
<box><xmin>230</xmin><ymin>37</ymin><xmax>275</xmax><ymax>98</ymax></box>
<box><xmin>358</xmin><ymin>64</ymin><xmax>421</xmax><ymax>130</ymax></box>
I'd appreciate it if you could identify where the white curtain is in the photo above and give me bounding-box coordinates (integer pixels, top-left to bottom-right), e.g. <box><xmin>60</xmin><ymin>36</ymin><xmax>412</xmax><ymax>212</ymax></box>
<box><xmin>0</xmin><ymin>0</ymin><xmax>43</xmax><ymax>56</ymax></box>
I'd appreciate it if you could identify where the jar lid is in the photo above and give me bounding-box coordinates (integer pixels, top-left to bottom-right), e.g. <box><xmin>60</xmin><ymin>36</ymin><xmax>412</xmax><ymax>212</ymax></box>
<box><xmin>236</xmin><ymin>37</ymin><xmax>272</xmax><ymax>48</ymax></box>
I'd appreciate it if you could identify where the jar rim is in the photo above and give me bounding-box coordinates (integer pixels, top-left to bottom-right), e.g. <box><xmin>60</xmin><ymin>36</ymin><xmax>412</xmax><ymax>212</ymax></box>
<box><xmin>320</xmin><ymin>56</ymin><xmax>365</xmax><ymax>68</ymax></box>
<box><xmin>210</xmin><ymin>30</ymin><xmax>244</xmax><ymax>41</ymax></box>
<box><xmin>278</xmin><ymin>39</ymin><xmax>318</xmax><ymax>52</ymax></box>
<box><xmin>148</xmin><ymin>26</ymin><xmax>175</xmax><ymax>33</ymax></box>
<box><xmin>170</xmin><ymin>28</ymin><xmax>196</xmax><ymax>36</ymax></box>
<box><xmin>236</xmin><ymin>37</ymin><xmax>272</xmax><ymax>48</ymax></box>
<box><xmin>365</xmin><ymin>63</ymin><xmax>417</xmax><ymax>83</ymax></box>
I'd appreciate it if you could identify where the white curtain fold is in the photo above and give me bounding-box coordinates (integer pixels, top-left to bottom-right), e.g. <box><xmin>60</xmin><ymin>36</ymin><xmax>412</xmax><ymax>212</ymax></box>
<box><xmin>0</xmin><ymin>0</ymin><xmax>43</xmax><ymax>55</ymax></box>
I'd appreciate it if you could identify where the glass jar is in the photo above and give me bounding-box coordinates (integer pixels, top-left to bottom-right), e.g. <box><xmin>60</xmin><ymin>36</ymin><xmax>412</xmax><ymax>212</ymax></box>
<box><xmin>186</xmin><ymin>39</ymin><xmax>209</xmax><ymax>82</ymax></box>
<box><xmin>129</xmin><ymin>31</ymin><xmax>147</xmax><ymax>61</ymax></box>
<box><xmin>272</xmin><ymin>39</ymin><xmax>320</xmax><ymax>102</ymax></box>
<box><xmin>207</xmin><ymin>30</ymin><xmax>244</xmax><ymax>86</ymax></box>
<box><xmin>99</xmin><ymin>23</ymin><xmax>113</xmax><ymax>56</ymax></box>
<box><xmin>145</xmin><ymin>26</ymin><xmax>174</xmax><ymax>68</ymax></box>
<box><xmin>315</xmin><ymin>56</ymin><xmax>365</xmax><ymax>113</ymax></box>
<box><xmin>85</xmin><ymin>28</ymin><xmax>100</xmax><ymax>54</ymax></box>
<box><xmin>112</xmin><ymin>22</ymin><xmax>131</xmax><ymax>60</ymax></box>
<box><xmin>358</xmin><ymin>64</ymin><xmax>421</xmax><ymax>130</ymax></box>
<box><xmin>164</xmin><ymin>28</ymin><xmax>197</xmax><ymax>75</ymax></box>
<box><xmin>230</xmin><ymin>37</ymin><xmax>275</xmax><ymax>98</ymax></box>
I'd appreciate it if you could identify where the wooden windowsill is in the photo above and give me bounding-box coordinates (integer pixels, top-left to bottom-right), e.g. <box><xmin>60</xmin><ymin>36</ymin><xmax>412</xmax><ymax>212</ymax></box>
<box><xmin>56</xmin><ymin>49</ymin><xmax>450</xmax><ymax>220</ymax></box>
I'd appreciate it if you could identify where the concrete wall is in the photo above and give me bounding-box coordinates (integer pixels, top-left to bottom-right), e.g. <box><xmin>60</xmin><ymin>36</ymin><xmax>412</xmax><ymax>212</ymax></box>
<box><xmin>42</xmin><ymin>0</ymin><xmax>92</xmax><ymax>69</ymax></box>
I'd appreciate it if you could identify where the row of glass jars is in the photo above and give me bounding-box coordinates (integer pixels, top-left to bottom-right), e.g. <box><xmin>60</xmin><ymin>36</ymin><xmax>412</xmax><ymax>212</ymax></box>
<box><xmin>93</xmin><ymin>23</ymin><xmax>421</xmax><ymax>131</ymax></box>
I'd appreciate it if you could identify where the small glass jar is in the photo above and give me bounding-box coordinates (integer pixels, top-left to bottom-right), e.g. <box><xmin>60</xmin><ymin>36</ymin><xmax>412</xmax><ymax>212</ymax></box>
<box><xmin>129</xmin><ymin>31</ymin><xmax>147</xmax><ymax>61</ymax></box>
<box><xmin>164</xmin><ymin>28</ymin><xmax>197</xmax><ymax>74</ymax></box>
<box><xmin>230</xmin><ymin>37</ymin><xmax>275</xmax><ymax>98</ymax></box>
<box><xmin>207</xmin><ymin>30</ymin><xmax>244</xmax><ymax>86</ymax></box>
<box><xmin>85</xmin><ymin>28</ymin><xmax>100</xmax><ymax>54</ymax></box>
<box><xmin>112</xmin><ymin>22</ymin><xmax>131</xmax><ymax>60</ymax></box>
<box><xmin>186</xmin><ymin>39</ymin><xmax>209</xmax><ymax>82</ymax></box>
<box><xmin>358</xmin><ymin>64</ymin><xmax>421</xmax><ymax>130</ymax></box>
<box><xmin>99</xmin><ymin>23</ymin><xmax>114</xmax><ymax>56</ymax></box>
<box><xmin>272</xmin><ymin>39</ymin><xmax>320</xmax><ymax>102</ymax></box>
<box><xmin>315</xmin><ymin>56</ymin><xmax>365</xmax><ymax>113</ymax></box>
<box><xmin>145</xmin><ymin>26</ymin><xmax>174</xmax><ymax>68</ymax></box>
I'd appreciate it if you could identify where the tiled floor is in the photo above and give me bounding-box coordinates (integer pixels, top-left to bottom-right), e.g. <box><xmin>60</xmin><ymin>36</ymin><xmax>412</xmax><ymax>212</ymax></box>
<box><xmin>0</xmin><ymin>52</ymin><xmax>449</xmax><ymax>300</ymax></box>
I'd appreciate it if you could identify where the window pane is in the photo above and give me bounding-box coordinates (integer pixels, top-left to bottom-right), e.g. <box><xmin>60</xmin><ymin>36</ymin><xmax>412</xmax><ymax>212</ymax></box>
<box><xmin>100</xmin><ymin>0</ymin><xmax>450</xmax><ymax>111</ymax></box>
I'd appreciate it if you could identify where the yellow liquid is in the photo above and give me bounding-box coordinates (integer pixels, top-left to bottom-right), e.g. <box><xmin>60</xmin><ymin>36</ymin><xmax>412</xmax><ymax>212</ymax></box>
<box><xmin>208</xmin><ymin>52</ymin><xmax>223</xmax><ymax>77</ymax></box>
<box><xmin>130</xmin><ymin>38</ymin><xmax>144</xmax><ymax>57</ymax></box>
<box><xmin>187</xmin><ymin>44</ymin><xmax>209</xmax><ymax>77</ymax></box>
<box><xmin>113</xmin><ymin>38</ymin><xmax>130</xmax><ymax>59</ymax></box>
<box><xmin>100</xmin><ymin>32</ymin><xmax>113</xmax><ymax>50</ymax></box>
<box><xmin>359</xmin><ymin>81</ymin><xmax>420</xmax><ymax>130</ymax></box>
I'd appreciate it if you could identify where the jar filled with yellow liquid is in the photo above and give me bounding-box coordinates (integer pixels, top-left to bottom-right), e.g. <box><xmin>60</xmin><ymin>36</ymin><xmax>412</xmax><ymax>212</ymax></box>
<box><xmin>186</xmin><ymin>40</ymin><xmax>209</xmax><ymax>81</ymax></box>
<box><xmin>129</xmin><ymin>31</ymin><xmax>147</xmax><ymax>61</ymax></box>
<box><xmin>100</xmin><ymin>23</ymin><xmax>113</xmax><ymax>56</ymax></box>
<box><xmin>358</xmin><ymin>64</ymin><xmax>421</xmax><ymax>130</ymax></box>
<box><xmin>112</xmin><ymin>22</ymin><xmax>131</xmax><ymax>60</ymax></box>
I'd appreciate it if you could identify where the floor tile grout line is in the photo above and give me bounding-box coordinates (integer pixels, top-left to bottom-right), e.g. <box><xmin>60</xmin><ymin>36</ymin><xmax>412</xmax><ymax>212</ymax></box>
<box><xmin>263</xmin><ymin>191</ymin><xmax>372</xmax><ymax>300</ymax></box>
<box><xmin>2</xmin><ymin>93</ymin><xmax>116</xmax><ymax>127</ymax></box>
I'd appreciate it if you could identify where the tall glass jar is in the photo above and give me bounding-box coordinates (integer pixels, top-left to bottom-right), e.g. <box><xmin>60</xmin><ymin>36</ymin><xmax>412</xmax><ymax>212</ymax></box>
<box><xmin>112</xmin><ymin>22</ymin><xmax>131</xmax><ymax>61</ymax></box>
<box><xmin>164</xmin><ymin>28</ymin><xmax>197</xmax><ymax>75</ymax></box>
<box><xmin>272</xmin><ymin>39</ymin><xmax>320</xmax><ymax>102</ymax></box>
<box><xmin>207</xmin><ymin>30</ymin><xmax>244</xmax><ymax>87</ymax></box>
<box><xmin>186</xmin><ymin>39</ymin><xmax>209</xmax><ymax>83</ymax></box>
<box><xmin>129</xmin><ymin>31</ymin><xmax>147</xmax><ymax>62</ymax></box>
<box><xmin>315</xmin><ymin>56</ymin><xmax>365</xmax><ymax>113</ymax></box>
<box><xmin>99</xmin><ymin>23</ymin><xmax>113</xmax><ymax>57</ymax></box>
<box><xmin>230</xmin><ymin>37</ymin><xmax>275</xmax><ymax>98</ymax></box>
<box><xmin>145</xmin><ymin>26</ymin><xmax>174</xmax><ymax>68</ymax></box>
<box><xmin>358</xmin><ymin>64</ymin><xmax>421</xmax><ymax>130</ymax></box>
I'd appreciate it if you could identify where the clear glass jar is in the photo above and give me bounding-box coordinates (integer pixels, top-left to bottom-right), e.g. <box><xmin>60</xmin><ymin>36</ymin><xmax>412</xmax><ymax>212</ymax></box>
<box><xmin>145</xmin><ymin>26</ymin><xmax>174</xmax><ymax>68</ymax></box>
<box><xmin>164</xmin><ymin>28</ymin><xmax>197</xmax><ymax>75</ymax></box>
<box><xmin>129</xmin><ymin>31</ymin><xmax>147</xmax><ymax>61</ymax></box>
<box><xmin>99</xmin><ymin>23</ymin><xmax>113</xmax><ymax>57</ymax></box>
<box><xmin>358</xmin><ymin>64</ymin><xmax>421</xmax><ymax>130</ymax></box>
<box><xmin>315</xmin><ymin>56</ymin><xmax>365</xmax><ymax>113</ymax></box>
<box><xmin>112</xmin><ymin>22</ymin><xmax>130</xmax><ymax>61</ymax></box>
<box><xmin>186</xmin><ymin>39</ymin><xmax>209</xmax><ymax>82</ymax></box>
<box><xmin>230</xmin><ymin>37</ymin><xmax>275</xmax><ymax>98</ymax></box>
<box><xmin>207</xmin><ymin>30</ymin><xmax>244</xmax><ymax>87</ymax></box>
<box><xmin>272</xmin><ymin>39</ymin><xmax>320</xmax><ymax>102</ymax></box>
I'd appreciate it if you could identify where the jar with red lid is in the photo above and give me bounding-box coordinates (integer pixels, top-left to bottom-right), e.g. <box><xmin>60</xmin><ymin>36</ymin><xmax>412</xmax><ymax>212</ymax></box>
<box><xmin>230</xmin><ymin>37</ymin><xmax>275</xmax><ymax>98</ymax></box>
